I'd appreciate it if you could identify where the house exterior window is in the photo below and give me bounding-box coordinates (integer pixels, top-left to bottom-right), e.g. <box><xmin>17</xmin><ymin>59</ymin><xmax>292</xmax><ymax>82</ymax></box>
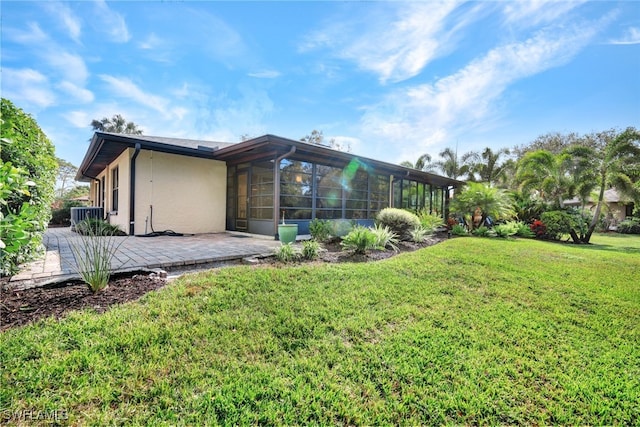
<box><xmin>111</xmin><ymin>167</ymin><xmax>119</xmax><ymax>212</ymax></box>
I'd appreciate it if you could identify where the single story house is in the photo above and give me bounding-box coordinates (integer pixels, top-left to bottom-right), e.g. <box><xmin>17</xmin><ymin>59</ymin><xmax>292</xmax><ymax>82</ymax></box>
<box><xmin>76</xmin><ymin>132</ymin><xmax>464</xmax><ymax>238</ymax></box>
<box><xmin>564</xmin><ymin>188</ymin><xmax>635</xmax><ymax>229</ymax></box>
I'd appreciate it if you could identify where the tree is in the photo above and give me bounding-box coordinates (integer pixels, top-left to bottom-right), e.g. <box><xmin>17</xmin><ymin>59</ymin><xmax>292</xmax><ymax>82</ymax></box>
<box><xmin>434</xmin><ymin>147</ymin><xmax>475</xmax><ymax>180</ymax></box>
<box><xmin>1</xmin><ymin>98</ymin><xmax>57</xmax><ymax>275</ymax></box>
<box><xmin>468</xmin><ymin>147</ymin><xmax>511</xmax><ymax>185</ymax></box>
<box><xmin>56</xmin><ymin>157</ymin><xmax>78</xmax><ymax>198</ymax></box>
<box><xmin>516</xmin><ymin>150</ymin><xmax>577</xmax><ymax>209</ymax></box>
<box><xmin>90</xmin><ymin>114</ymin><xmax>143</xmax><ymax>134</ymax></box>
<box><xmin>568</xmin><ymin>127</ymin><xmax>640</xmax><ymax>243</ymax></box>
<box><xmin>449</xmin><ymin>182</ymin><xmax>515</xmax><ymax>231</ymax></box>
<box><xmin>400</xmin><ymin>153</ymin><xmax>435</xmax><ymax>172</ymax></box>
<box><xmin>512</xmin><ymin>131</ymin><xmax>590</xmax><ymax>158</ymax></box>
<box><xmin>301</xmin><ymin>130</ymin><xmax>351</xmax><ymax>152</ymax></box>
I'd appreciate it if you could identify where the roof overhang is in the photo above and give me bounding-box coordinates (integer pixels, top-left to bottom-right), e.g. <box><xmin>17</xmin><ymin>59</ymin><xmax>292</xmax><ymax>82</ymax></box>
<box><xmin>214</xmin><ymin>134</ymin><xmax>465</xmax><ymax>188</ymax></box>
<box><xmin>76</xmin><ymin>132</ymin><xmax>223</xmax><ymax>181</ymax></box>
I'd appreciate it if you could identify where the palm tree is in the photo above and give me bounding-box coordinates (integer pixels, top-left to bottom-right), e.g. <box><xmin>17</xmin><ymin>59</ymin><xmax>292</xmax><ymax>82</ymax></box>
<box><xmin>434</xmin><ymin>147</ymin><xmax>475</xmax><ymax>180</ymax></box>
<box><xmin>568</xmin><ymin>127</ymin><xmax>640</xmax><ymax>243</ymax></box>
<box><xmin>449</xmin><ymin>182</ymin><xmax>515</xmax><ymax>231</ymax></box>
<box><xmin>516</xmin><ymin>150</ymin><xmax>577</xmax><ymax>209</ymax></box>
<box><xmin>400</xmin><ymin>153</ymin><xmax>435</xmax><ymax>172</ymax></box>
<box><xmin>90</xmin><ymin>114</ymin><xmax>143</xmax><ymax>135</ymax></box>
<box><xmin>469</xmin><ymin>147</ymin><xmax>511</xmax><ymax>185</ymax></box>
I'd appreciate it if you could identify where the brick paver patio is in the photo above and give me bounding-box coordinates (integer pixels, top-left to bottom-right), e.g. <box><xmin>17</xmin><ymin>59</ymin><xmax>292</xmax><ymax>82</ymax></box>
<box><xmin>8</xmin><ymin>228</ymin><xmax>281</xmax><ymax>289</ymax></box>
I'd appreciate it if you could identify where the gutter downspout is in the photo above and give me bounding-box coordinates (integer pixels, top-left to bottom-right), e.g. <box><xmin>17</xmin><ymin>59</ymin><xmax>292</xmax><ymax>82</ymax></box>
<box><xmin>129</xmin><ymin>143</ymin><xmax>141</xmax><ymax>235</ymax></box>
<box><xmin>273</xmin><ymin>146</ymin><xmax>296</xmax><ymax>239</ymax></box>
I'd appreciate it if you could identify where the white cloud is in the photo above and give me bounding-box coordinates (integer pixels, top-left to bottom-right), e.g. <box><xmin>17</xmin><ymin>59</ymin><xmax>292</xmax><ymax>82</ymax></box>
<box><xmin>360</xmin><ymin>19</ymin><xmax>608</xmax><ymax>162</ymax></box>
<box><xmin>98</xmin><ymin>75</ymin><xmax>174</xmax><ymax>118</ymax></box>
<box><xmin>2</xmin><ymin>68</ymin><xmax>56</xmax><ymax>108</ymax></box>
<box><xmin>44</xmin><ymin>51</ymin><xmax>89</xmax><ymax>84</ymax></box>
<box><xmin>64</xmin><ymin>111</ymin><xmax>90</xmax><ymax>128</ymax></box>
<box><xmin>609</xmin><ymin>27</ymin><xmax>640</xmax><ymax>45</ymax></box>
<box><xmin>4</xmin><ymin>22</ymin><xmax>48</xmax><ymax>44</ymax></box>
<box><xmin>502</xmin><ymin>0</ymin><xmax>586</xmax><ymax>27</ymax></box>
<box><xmin>138</xmin><ymin>32</ymin><xmax>162</xmax><ymax>50</ymax></box>
<box><xmin>44</xmin><ymin>1</ymin><xmax>82</xmax><ymax>42</ymax></box>
<box><xmin>300</xmin><ymin>2</ymin><xmax>471</xmax><ymax>83</ymax></box>
<box><xmin>248</xmin><ymin>70</ymin><xmax>282</xmax><ymax>79</ymax></box>
<box><xmin>94</xmin><ymin>0</ymin><xmax>130</xmax><ymax>43</ymax></box>
<box><xmin>57</xmin><ymin>81</ymin><xmax>94</xmax><ymax>103</ymax></box>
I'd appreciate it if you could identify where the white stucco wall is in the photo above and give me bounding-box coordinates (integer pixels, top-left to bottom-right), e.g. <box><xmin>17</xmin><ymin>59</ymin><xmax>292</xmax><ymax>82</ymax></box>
<box><xmin>132</xmin><ymin>150</ymin><xmax>227</xmax><ymax>235</ymax></box>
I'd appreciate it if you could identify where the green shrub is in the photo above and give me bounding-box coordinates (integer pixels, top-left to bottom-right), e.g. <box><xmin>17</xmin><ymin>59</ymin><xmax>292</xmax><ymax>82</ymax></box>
<box><xmin>302</xmin><ymin>239</ymin><xmax>321</xmax><ymax>260</ymax></box>
<box><xmin>408</xmin><ymin>225</ymin><xmax>429</xmax><ymax>243</ymax></box>
<box><xmin>1</xmin><ymin>99</ymin><xmax>57</xmax><ymax>275</ymax></box>
<box><xmin>618</xmin><ymin>217</ymin><xmax>640</xmax><ymax>234</ymax></box>
<box><xmin>472</xmin><ymin>226</ymin><xmax>491</xmax><ymax>237</ymax></box>
<box><xmin>274</xmin><ymin>243</ymin><xmax>299</xmax><ymax>263</ymax></box>
<box><xmin>75</xmin><ymin>218</ymin><xmax>124</xmax><ymax>236</ymax></box>
<box><xmin>69</xmin><ymin>219</ymin><xmax>125</xmax><ymax>292</ymax></box>
<box><xmin>376</xmin><ymin>208</ymin><xmax>420</xmax><ymax>241</ymax></box>
<box><xmin>50</xmin><ymin>199</ymin><xmax>86</xmax><ymax>226</ymax></box>
<box><xmin>371</xmin><ymin>224</ymin><xmax>399</xmax><ymax>251</ymax></box>
<box><xmin>416</xmin><ymin>209</ymin><xmax>444</xmax><ymax>232</ymax></box>
<box><xmin>341</xmin><ymin>225</ymin><xmax>378</xmax><ymax>254</ymax></box>
<box><xmin>514</xmin><ymin>221</ymin><xmax>535</xmax><ymax>238</ymax></box>
<box><xmin>540</xmin><ymin>210</ymin><xmax>576</xmax><ymax>240</ymax></box>
<box><xmin>451</xmin><ymin>224</ymin><xmax>467</xmax><ymax>236</ymax></box>
<box><xmin>493</xmin><ymin>221</ymin><xmax>519</xmax><ymax>238</ymax></box>
<box><xmin>309</xmin><ymin>218</ymin><xmax>332</xmax><ymax>242</ymax></box>
<box><xmin>0</xmin><ymin>162</ymin><xmax>41</xmax><ymax>276</ymax></box>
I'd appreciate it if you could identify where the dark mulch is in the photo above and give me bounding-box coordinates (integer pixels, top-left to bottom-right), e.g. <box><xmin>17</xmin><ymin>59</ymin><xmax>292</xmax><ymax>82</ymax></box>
<box><xmin>1</xmin><ymin>232</ymin><xmax>449</xmax><ymax>332</ymax></box>
<box><xmin>1</xmin><ymin>273</ymin><xmax>167</xmax><ymax>332</ymax></box>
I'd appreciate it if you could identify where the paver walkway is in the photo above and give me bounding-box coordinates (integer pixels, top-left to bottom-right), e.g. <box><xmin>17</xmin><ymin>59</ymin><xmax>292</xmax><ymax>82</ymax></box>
<box><xmin>8</xmin><ymin>228</ymin><xmax>281</xmax><ymax>289</ymax></box>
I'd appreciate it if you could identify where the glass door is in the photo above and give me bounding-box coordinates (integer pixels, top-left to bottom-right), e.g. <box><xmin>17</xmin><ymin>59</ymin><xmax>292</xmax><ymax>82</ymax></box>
<box><xmin>236</xmin><ymin>171</ymin><xmax>248</xmax><ymax>230</ymax></box>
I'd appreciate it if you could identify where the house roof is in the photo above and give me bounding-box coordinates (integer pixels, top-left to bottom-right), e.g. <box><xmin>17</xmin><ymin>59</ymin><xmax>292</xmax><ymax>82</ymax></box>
<box><xmin>564</xmin><ymin>188</ymin><xmax>630</xmax><ymax>206</ymax></box>
<box><xmin>76</xmin><ymin>132</ymin><xmax>233</xmax><ymax>180</ymax></box>
<box><xmin>77</xmin><ymin>132</ymin><xmax>464</xmax><ymax>188</ymax></box>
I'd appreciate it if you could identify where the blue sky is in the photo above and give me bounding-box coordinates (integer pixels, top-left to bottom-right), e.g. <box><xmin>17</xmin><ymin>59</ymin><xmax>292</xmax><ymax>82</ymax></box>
<box><xmin>2</xmin><ymin>1</ymin><xmax>639</xmax><ymax>169</ymax></box>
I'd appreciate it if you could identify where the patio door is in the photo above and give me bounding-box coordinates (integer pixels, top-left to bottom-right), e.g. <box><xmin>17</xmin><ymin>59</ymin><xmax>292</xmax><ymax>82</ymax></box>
<box><xmin>236</xmin><ymin>171</ymin><xmax>248</xmax><ymax>231</ymax></box>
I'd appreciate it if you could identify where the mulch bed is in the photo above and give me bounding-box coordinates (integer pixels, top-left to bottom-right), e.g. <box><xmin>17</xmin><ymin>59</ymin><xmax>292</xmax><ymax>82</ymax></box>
<box><xmin>1</xmin><ymin>233</ymin><xmax>449</xmax><ymax>332</ymax></box>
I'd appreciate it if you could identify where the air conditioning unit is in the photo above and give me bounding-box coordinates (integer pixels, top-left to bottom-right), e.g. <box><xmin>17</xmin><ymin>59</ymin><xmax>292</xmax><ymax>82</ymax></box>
<box><xmin>70</xmin><ymin>207</ymin><xmax>104</xmax><ymax>231</ymax></box>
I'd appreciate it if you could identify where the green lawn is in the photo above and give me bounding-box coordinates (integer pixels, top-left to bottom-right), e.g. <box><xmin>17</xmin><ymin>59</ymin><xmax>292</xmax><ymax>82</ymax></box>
<box><xmin>2</xmin><ymin>234</ymin><xmax>639</xmax><ymax>425</ymax></box>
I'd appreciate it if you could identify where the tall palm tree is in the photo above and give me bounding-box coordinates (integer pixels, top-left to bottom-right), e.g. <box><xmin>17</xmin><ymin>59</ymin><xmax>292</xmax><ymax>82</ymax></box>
<box><xmin>568</xmin><ymin>127</ymin><xmax>640</xmax><ymax>243</ymax></box>
<box><xmin>434</xmin><ymin>147</ymin><xmax>475</xmax><ymax>180</ymax></box>
<box><xmin>516</xmin><ymin>150</ymin><xmax>577</xmax><ymax>209</ymax></box>
<box><xmin>400</xmin><ymin>153</ymin><xmax>435</xmax><ymax>172</ymax></box>
<box><xmin>90</xmin><ymin>114</ymin><xmax>143</xmax><ymax>135</ymax></box>
<box><xmin>469</xmin><ymin>147</ymin><xmax>511</xmax><ymax>185</ymax></box>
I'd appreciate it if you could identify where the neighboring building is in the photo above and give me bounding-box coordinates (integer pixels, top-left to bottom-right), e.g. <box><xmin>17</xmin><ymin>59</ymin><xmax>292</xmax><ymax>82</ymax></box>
<box><xmin>76</xmin><ymin>132</ymin><xmax>463</xmax><ymax>237</ymax></box>
<box><xmin>564</xmin><ymin>188</ymin><xmax>635</xmax><ymax>229</ymax></box>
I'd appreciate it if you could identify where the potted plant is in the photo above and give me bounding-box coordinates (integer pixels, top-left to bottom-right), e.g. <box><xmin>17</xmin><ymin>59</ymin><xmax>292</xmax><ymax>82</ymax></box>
<box><xmin>277</xmin><ymin>210</ymin><xmax>298</xmax><ymax>244</ymax></box>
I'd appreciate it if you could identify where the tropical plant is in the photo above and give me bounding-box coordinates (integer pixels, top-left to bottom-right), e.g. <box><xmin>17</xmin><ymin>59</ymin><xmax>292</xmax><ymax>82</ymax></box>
<box><xmin>540</xmin><ymin>211</ymin><xmax>577</xmax><ymax>241</ymax></box>
<box><xmin>70</xmin><ymin>219</ymin><xmax>125</xmax><ymax>292</ymax></box>
<box><xmin>371</xmin><ymin>224</ymin><xmax>399</xmax><ymax>251</ymax></box>
<box><xmin>567</xmin><ymin>127</ymin><xmax>640</xmax><ymax>243</ymax></box>
<box><xmin>274</xmin><ymin>243</ymin><xmax>298</xmax><ymax>263</ymax></box>
<box><xmin>405</xmin><ymin>225</ymin><xmax>427</xmax><ymax>242</ymax></box>
<box><xmin>1</xmin><ymin>98</ymin><xmax>57</xmax><ymax>275</ymax></box>
<box><xmin>400</xmin><ymin>153</ymin><xmax>435</xmax><ymax>172</ymax></box>
<box><xmin>90</xmin><ymin>114</ymin><xmax>143</xmax><ymax>134</ymax></box>
<box><xmin>340</xmin><ymin>226</ymin><xmax>378</xmax><ymax>254</ymax></box>
<box><xmin>472</xmin><ymin>226</ymin><xmax>491</xmax><ymax>237</ymax></box>
<box><xmin>376</xmin><ymin>208</ymin><xmax>421</xmax><ymax>241</ymax></box>
<box><xmin>434</xmin><ymin>147</ymin><xmax>476</xmax><ymax>180</ymax></box>
<box><xmin>468</xmin><ymin>147</ymin><xmax>511</xmax><ymax>185</ymax></box>
<box><xmin>416</xmin><ymin>209</ymin><xmax>444</xmax><ymax>232</ymax></box>
<box><xmin>309</xmin><ymin>218</ymin><xmax>332</xmax><ymax>242</ymax></box>
<box><xmin>493</xmin><ymin>222</ymin><xmax>519</xmax><ymax>238</ymax></box>
<box><xmin>530</xmin><ymin>220</ymin><xmax>547</xmax><ymax>239</ymax></box>
<box><xmin>449</xmin><ymin>182</ymin><xmax>515</xmax><ymax>231</ymax></box>
<box><xmin>302</xmin><ymin>239</ymin><xmax>321</xmax><ymax>260</ymax></box>
<box><xmin>516</xmin><ymin>150</ymin><xmax>577</xmax><ymax>209</ymax></box>
<box><xmin>75</xmin><ymin>218</ymin><xmax>124</xmax><ymax>236</ymax></box>
<box><xmin>514</xmin><ymin>221</ymin><xmax>535</xmax><ymax>238</ymax></box>
<box><xmin>450</xmin><ymin>224</ymin><xmax>467</xmax><ymax>236</ymax></box>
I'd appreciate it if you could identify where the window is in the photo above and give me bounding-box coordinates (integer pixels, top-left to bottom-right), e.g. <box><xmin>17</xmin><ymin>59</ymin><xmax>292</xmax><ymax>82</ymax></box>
<box><xmin>111</xmin><ymin>167</ymin><xmax>119</xmax><ymax>212</ymax></box>
<box><xmin>250</xmin><ymin>162</ymin><xmax>274</xmax><ymax>220</ymax></box>
<box><xmin>280</xmin><ymin>160</ymin><xmax>313</xmax><ymax>219</ymax></box>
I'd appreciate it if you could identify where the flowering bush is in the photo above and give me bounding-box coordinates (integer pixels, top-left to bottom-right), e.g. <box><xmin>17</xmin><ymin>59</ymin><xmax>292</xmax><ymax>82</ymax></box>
<box><xmin>530</xmin><ymin>220</ymin><xmax>547</xmax><ymax>238</ymax></box>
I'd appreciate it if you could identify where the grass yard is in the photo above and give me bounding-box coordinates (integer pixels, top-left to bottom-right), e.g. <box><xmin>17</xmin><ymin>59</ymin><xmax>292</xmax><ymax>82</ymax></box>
<box><xmin>1</xmin><ymin>234</ymin><xmax>639</xmax><ymax>425</ymax></box>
